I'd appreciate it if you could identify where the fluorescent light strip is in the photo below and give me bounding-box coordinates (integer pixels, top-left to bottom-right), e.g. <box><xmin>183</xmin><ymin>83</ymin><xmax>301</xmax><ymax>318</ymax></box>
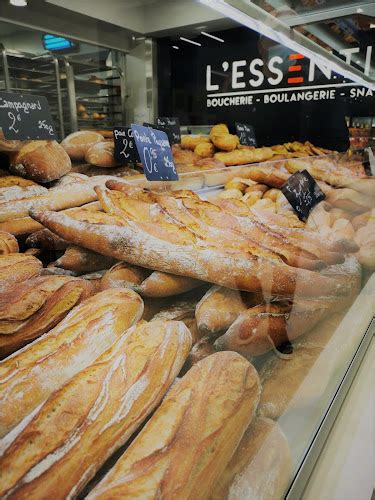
<box><xmin>172</xmin><ymin>46</ymin><xmax>180</xmax><ymax>50</ymax></box>
<box><xmin>199</xmin><ymin>0</ymin><xmax>375</xmax><ymax>90</ymax></box>
<box><xmin>201</xmin><ymin>31</ymin><xmax>224</xmax><ymax>42</ymax></box>
<box><xmin>180</xmin><ymin>37</ymin><xmax>202</xmax><ymax>47</ymax></box>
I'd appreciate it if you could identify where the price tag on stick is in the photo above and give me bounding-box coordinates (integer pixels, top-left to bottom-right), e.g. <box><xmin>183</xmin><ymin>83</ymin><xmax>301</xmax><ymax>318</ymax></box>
<box><xmin>0</xmin><ymin>92</ymin><xmax>56</xmax><ymax>140</ymax></box>
<box><xmin>131</xmin><ymin>124</ymin><xmax>179</xmax><ymax>182</ymax></box>
<box><xmin>157</xmin><ymin>117</ymin><xmax>181</xmax><ymax>144</ymax></box>
<box><xmin>113</xmin><ymin>126</ymin><xmax>140</xmax><ymax>164</ymax></box>
<box><xmin>281</xmin><ymin>170</ymin><xmax>325</xmax><ymax>222</ymax></box>
<box><xmin>235</xmin><ymin>122</ymin><xmax>257</xmax><ymax>147</ymax></box>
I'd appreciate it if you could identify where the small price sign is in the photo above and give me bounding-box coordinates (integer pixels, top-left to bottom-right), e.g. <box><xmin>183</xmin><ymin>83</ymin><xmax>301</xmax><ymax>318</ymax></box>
<box><xmin>235</xmin><ymin>122</ymin><xmax>257</xmax><ymax>147</ymax></box>
<box><xmin>131</xmin><ymin>124</ymin><xmax>178</xmax><ymax>181</ymax></box>
<box><xmin>113</xmin><ymin>126</ymin><xmax>140</xmax><ymax>164</ymax></box>
<box><xmin>0</xmin><ymin>92</ymin><xmax>56</xmax><ymax>140</ymax></box>
<box><xmin>281</xmin><ymin>170</ymin><xmax>325</xmax><ymax>222</ymax></box>
<box><xmin>156</xmin><ymin>117</ymin><xmax>181</xmax><ymax>144</ymax></box>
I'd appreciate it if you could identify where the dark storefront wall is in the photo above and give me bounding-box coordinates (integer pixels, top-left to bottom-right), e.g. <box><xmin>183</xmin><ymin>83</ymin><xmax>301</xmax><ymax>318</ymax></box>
<box><xmin>158</xmin><ymin>27</ymin><xmax>374</xmax><ymax>151</ymax></box>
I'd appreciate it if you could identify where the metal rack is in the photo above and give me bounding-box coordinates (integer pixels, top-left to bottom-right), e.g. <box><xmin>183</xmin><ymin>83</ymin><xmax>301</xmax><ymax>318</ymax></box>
<box><xmin>61</xmin><ymin>57</ymin><xmax>126</xmax><ymax>135</ymax></box>
<box><xmin>0</xmin><ymin>47</ymin><xmax>65</xmax><ymax>140</ymax></box>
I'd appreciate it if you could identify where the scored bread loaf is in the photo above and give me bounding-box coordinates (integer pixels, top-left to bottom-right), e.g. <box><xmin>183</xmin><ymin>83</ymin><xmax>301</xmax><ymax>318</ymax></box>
<box><xmin>211</xmin><ymin>417</ymin><xmax>292</xmax><ymax>500</ymax></box>
<box><xmin>61</xmin><ymin>130</ymin><xmax>104</xmax><ymax>161</ymax></box>
<box><xmin>0</xmin><ymin>320</ymin><xmax>191</xmax><ymax>500</ymax></box>
<box><xmin>85</xmin><ymin>141</ymin><xmax>120</xmax><ymax>168</ymax></box>
<box><xmin>9</xmin><ymin>140</ymin><xmax>71</xmax><ymax>183</ymax></box>
<box><xmin>88</xmin><ymin>351</ymin><xmax>261</xmax><ymax>500</ymax></box>
<box><xmin>0</xmin><ymin>253</ymin><xmax>42</xmax><ymax>289</ymax></box>
<box><xmin>0</xmin><ymin>276</ymin><xmax>92</xmax><ymax>357</ymax></box>
<box><xmin>0</xmin><ymin>289</ymin><xmax>143</xmax><ymax>438</ymax></box>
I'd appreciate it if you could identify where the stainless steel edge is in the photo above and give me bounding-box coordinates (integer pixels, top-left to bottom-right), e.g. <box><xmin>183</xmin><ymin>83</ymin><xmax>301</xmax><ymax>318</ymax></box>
<box><xmin>64</xmin><ymin>58</ymin><xmax>78</xmax><ymax>133</ymax></box>
<box><xmin>286</xmin><ymin>317</ymin><xmax>375</xmax><ymax>500</ymax></box>
<box><xmin>282</xmin><ymin>3</ymin><xmax>375</xmax><ymax>27</ymax></box>
<box><xmin>145</xmin><ymin>38</ymin><xmax>158</xmax><ymax>123</ymax></box>
<box><xmin>53</xmin><ymin>56</ymin><xmax>65</xmax><ymax>140</ymax></box>
<box><xmin>1</xmin><ymin>48</ymin><xmax>11</xmax><ymax>91</ymax></box>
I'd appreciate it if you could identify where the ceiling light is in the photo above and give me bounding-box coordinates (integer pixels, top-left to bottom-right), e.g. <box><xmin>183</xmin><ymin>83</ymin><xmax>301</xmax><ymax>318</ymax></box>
<box><xmin>9</xmin><ymin>0</ymin><xmax>28</xmax><ymax>5</ymax></box>
<box><xmin>172</xmin><ymin>46</ymin><xmax>180</xmax><ymax>50</ymax></box>
<box><xmin>201</xmin><ymin>31</ymin><xmax>224</xmax><ymax>42</ymax></box>
<box><xmin>180</xmin><ymin>37</ymin><xmax>202</xmax><ymax>47</ymax></box>
<box><xmin>195</xmin><ymin>25</ymin><xmax>208</xmax><ymax>30</ymax></box>
<box><xmin>356</xmin><ymin>8</ymin><xmax>363</xmax><ymax>13</ymax></box>
<box><xmin>370</xmin><ymin>23</ymin><xmax>375</xmax><ymax>29</ymax></box>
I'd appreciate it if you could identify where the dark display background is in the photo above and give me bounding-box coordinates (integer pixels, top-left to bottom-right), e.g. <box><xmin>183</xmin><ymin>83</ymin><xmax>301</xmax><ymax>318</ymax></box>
<box><xmin>157</xmin><ymin>27</ymin><xmax>374</xmax><ymax>151</ymax></box>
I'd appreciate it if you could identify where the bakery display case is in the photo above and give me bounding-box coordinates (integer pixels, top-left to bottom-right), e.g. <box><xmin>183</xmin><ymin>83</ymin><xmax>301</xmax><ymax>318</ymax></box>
<box><xmin>0</xmin><ymin>1</ymin><xmax>374</xmax><ymax>499</ymax></box>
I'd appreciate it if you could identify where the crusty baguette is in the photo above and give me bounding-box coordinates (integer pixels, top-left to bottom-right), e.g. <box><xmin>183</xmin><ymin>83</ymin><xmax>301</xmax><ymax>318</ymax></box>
<box><xmin>0</xmin><ymin>253</ymin><xmax>42</xmax><ymax>289</ymax></box>
<box><xmin>53</xmin><ymin>245</ymin><xmax>116</xmax><ymax>274</ymax></box>
<box><xmin>0</xmin><ymin>176</ymin><xmax>47</xmax><ymax>202</ymax></box>
<box><xmin>151</xmin><ymin>300</ymin><xmax>200</xmax><ymax>344</ymax></box>
<box><xmin>137</xmin><ymin>271</ymin><xmax>202</xmax><ymax>297</ymax></box>
<box><xmin>211</xmin><ymin>417</ymin><xmax>292</xmax><ymax>500</ymax></box>
<box><xmin>88</xmin><ymin>352</ymin><xmax>261</xmax><ymax>500</ymax></box>
<box><xmin>0</xmin><ymin>216</ymin><xmax>43</xmax><ymax>236</ymax></box>
<box><xmin>29</xmin><ymin>209</ymin><xmax>347</xmax><ymax>298</ymax></box>
<box><xmin>9</xmin><ymin>140</ymin><xmax>71</xmax><ymax>183</ymax></box>
<box><xmin>326</xmin><ymin>188</ymin><xmax>375</xmax><ymax>213</ymax></box>
<box><xmin>0</xmin><ymin>277</ymin><xmax>92</xmax><ymax>357</ymax></box>
<box><xmin>100</xmin><ymin>262</ymin><xmax>150</xmax><ymax>291</ymax></box>
<box><xmin>26</xmin><ymin>228</ymin><xmax>69</xmax><ymax>250</ymax></box>
<box><xmin>181</xmin><ymin>335</ymin><xmax>216</xmax><ymax>373</ymax></box>
<box><xmin>214</xmin><ymin>147</ymin><xmax>274</xmax><ymax>166</ymax></box>
<box><xmin>0</xmin><ymin>231</ymin><xmax>18</xmax><ymax>254</ymax></box>
<box><xmin>0</xmin><ymin>320</ymin><xmax>191</xmax><ymax>500</ymax></box>
<box><xmin>0</xmin><ymin>176</ymin><xmax>114</xmax><ymax>223</ymax></box>
<box><xmin>0</xmin><ymin>289</ymin><xmax>143</xmax><ymax>438</ymax></box>
<box><xmin>195</xmin><ymin>285</ymin><xmax>249</xmax><ymax>335</ymax></box>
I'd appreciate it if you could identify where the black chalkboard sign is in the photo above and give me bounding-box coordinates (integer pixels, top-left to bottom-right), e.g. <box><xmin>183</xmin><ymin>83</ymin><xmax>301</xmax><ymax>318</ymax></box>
<box><xmin>235</xmin><ymin>122</ymin><xmax>257</xmax><ymax>147</ymax></box>
<box><xmin>281</xmin><ymin>170</ymin><xmax>325</xmax><ymax>222</ymax></box>
<box><xmin>0</xmin><ymin>92</ymin><xmax>56</xmax><ymax>140</ymax></box>
<box><xmin>156</xmin><ymin>117</ymin><xmax>181</xmax><ymax>144</ymax></box>
<box><xmin>131</xmin><ymin>124</ymin><xmax>178</xmax><ymax>181</ymax></box>
<box><xmin>113</xmin><ymin>126</ymin><xmax>140</xmax><ymax>164</ymax></box>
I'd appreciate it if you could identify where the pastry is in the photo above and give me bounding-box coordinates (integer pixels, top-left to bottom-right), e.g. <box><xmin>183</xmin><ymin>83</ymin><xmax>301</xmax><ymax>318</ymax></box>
<box><xmin>194</xmin><ymin>142</ymin><xmax>215</xmax><ymax>158</ymax></box>
<box><xmin>211</xmin><ymin>133</ymin><xmax>239</xmax><ymax>152</ymax></box>
<box><xmin>0</xmin><ymin>288</ymin><xmax>144</xmax><ymax>438</ymax></box>
<box><xmin>180</xmin><ymin>135</ymin><xmax>211</xmax><ymax>151</ymax></box>
<box><xmin>9</xmin><ymin>140</ymin><xmax>72</xmax><ymax>183</ymax></box>
<box><xmin>61</xmin><ymin>130</ymin><xmax>104</xmax><ymax>161</ymax></box>
<box><xmin>87</xmin><ymin>352</ymin><xmax>261</xmax><ymax>500</ymax></box>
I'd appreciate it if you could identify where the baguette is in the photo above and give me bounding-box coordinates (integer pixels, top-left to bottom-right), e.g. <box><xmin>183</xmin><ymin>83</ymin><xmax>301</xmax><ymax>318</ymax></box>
<box><xmin>211</xmin><ymin>417</ymin><xmax>292</xmax><ymax>500</ymax></box>
<box><xmin>214</xmin><ymin>147</ymin><xmax>274</xmax><ymax>166</ymax></box>
<box><xmin>53</xmin><ymin>245</ymin><xmax>117</xmax><ymax>274</ymax></box>
<box><xmin>29</xmin><ymin>209</ymin><xmax>347</xmax><ymax>298</ymax></box>
<box><xmin>151</xmin><ymin>300</ymin><xmax>200</xmax><ymax>344</ymax></box>
<box><xmin>0</xmin><ymin>320</ymin><xmax>191</xmax><ymax>499</ymax></box>
<box><xmin>100</xmin><ymin>262</ymin><xmax>150</xmax><ymax>290</ymax></box>
<box><xmin>0</xmin><ymin>231</ymin><xmax>18</xmax><ymax>254</ymax></box>
<box><xmin>88</xmin><ymin>352</ymin><xmax>261</xmax><ymax>500</ymax></box>
<box><xmin>61</xmin><ymin>130</ymin><xmax>104</xmax><ymax>161</ymax></box>
<box><xmin>0</xmin><ymin>176</ymin><xmax>47</xmax><ymax>202</ymax></box>
<box><xmin>0</xmin><ymin>253</ymin><xmax>42</xmax><ymax>289</ymax></box>
<box><xmin>137</xmin><ymin>271</ymin><xmax>202</xmax><ymax>297</ymax></box>
<box><xmin>26</xmin><ymin>228</ymin><xmax>69</xmax><ymax>250</ymax></box>
<box><xmin>0</xmin><ymin>277</ymin><xmax>92</xmax><ymax>357</ymax></box>
<box><xmin>0</xmin><ymin>288</ymin><xmax>143</xmax><ymax>438</ymax></box>
<box><xmin>9</xmin><ymin>140</ymin><xmax>71</xmax><ymax>183</ymax></box>
<box><xmin>181</xmin><ymin>335</ymin><xmax>216</xmax><ymax>373</ymax></box>
<box><xmin>325</xmin><ymin>188</ymin><xmax>375</xmax><ymax>213</ymax></box>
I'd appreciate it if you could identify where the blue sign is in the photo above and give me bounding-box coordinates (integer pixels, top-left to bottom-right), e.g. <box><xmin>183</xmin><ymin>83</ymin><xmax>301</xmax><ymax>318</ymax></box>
<box><xmin>131</xmin><ymin>124</ymin><xmax>178</xmax><ymax>181</ymax></box>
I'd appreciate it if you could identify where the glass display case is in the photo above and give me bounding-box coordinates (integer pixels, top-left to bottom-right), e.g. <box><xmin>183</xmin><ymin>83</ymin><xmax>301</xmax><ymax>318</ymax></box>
<box><xmin>0</xmin><ymin>1</ymin><xmax>373</xmax><ymax>499</ymax></box>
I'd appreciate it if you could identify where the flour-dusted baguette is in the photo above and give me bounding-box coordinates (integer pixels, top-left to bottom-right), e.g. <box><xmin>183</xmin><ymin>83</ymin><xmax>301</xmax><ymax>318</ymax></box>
<box><xmin>61</xmin><ymin>130</ymin><xmax>104</xmax><ymax>161</ymax></box>
<box><xmin>30</xmin><ymin>210</ymin><xmax>347</xmax><ymax>299</ymax></box>
<box><xmin>0</xmin><ymin>176</ymin><xmax>47</xmax><ymax>202</ymax></box>
<box><xmin>9</xmin><ymin>140</ymin><xmax>71</xmax><ymax>183</ymax></box>
<box><xmin>0</xmin><ymin>277</ymin><xmax>92</xmax><ymax>357</ymax></box>
<box><xmin>0</xmin><ymin>231</ymin><xmax>18</xmax><ymax>254</ymax></box>
<box><xmin>0</xmin><ymin>253</ymin><xmax>42</xmax><ymax>289</ymax></box>
<box><xmin>325</xmin><ymin>188</ymin><xmax>375</xmax><ymax>213</ymax></box>
<box><xmin>0</xmin><ymin>289</ymin><xmax>143</xmax><ymax>438</ymax></box>
<box><xmin>195</xmin><ymin>285</ymin><xmax>249</xmax><ymax>335</ymax></box>
<box><xmin>211</xmin><ymin>417</ymin><xmax>292</xmax><ymax>500</ymax></box>
<box><xmin>0</xmin><ymin>320</ymin><xmax>191</xmax><ymax>500</ymax></box>
<box><xmin>88</xmin><ymin>352</ymin><xmax>261</xmax><ymax>500</ymax></box>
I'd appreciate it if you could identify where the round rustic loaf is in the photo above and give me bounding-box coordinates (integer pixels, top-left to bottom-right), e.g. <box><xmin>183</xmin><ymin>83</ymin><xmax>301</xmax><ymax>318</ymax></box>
<box><xmin>61</xmin><ymin>130</ymin><xmax>104</xmax><ymax>161</ymax></box>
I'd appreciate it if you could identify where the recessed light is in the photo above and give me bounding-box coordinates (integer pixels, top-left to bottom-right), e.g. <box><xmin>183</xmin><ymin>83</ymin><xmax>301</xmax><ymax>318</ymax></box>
<box><xmin>172</xmin><ymin>46</ymin><xmax>179</xmax><ymax>50</ymax></box>
<box><xmin>180</xmin><ymin>37</ymin><xmax>202</xmax><ymax>47</ymax></box>
<box><xmin>201</xmin><ymin>31</ymin><xmax>224</xmax><ymax>42</ymax></box>
<box><xmin>9</xmin><ymin>0</ymin><xmax>28</xmax><ymax>5</ymax></box>
<box><xmin>356</xmin><ymin>8</ymin><xmax>363</xmax><ymax>13</ymax></box>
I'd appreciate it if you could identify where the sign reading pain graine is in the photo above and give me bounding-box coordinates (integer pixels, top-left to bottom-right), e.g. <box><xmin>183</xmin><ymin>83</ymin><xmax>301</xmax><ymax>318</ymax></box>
<box><xmin>0</xmin><ymin>92</ymin><xmax>56</xmax><ymax>140</ymax></box>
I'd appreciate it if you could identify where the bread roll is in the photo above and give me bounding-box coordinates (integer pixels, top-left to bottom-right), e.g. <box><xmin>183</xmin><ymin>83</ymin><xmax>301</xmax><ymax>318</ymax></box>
<box><xmin>0</xmin><ymin>231</ymin><xmax>18</xmax><ymax>254</ymax></box>
<box><xmin>85</xmin><ymin>141</ymin><xmax>120</xmax><ymax>168</ymax></box>
<box><xmin>195</xmin><ymin>285</ymin><xmax>249</xmax><ymax>335</ymax></box>
<box><xmin>0</xmin><ymin>320</ymin><xmax>191</xmax><ymax>499</ymax></box>
<box><xmin>211</xmin><ymin>418</ymin><xmax>292</xmax><ymax>500</ymax></box>
<box><xmin>9</xmin><ymin>140</ymin><xmax>71</xmax><ymax>183</ymax></box>
<box><xmin>61</xmin><ymin>130</ymin><xmax>104</xmax><ymax>160</ymax></box>
<box><xmin>0</xmin><ymin>289</ymin><xmax>144</xmax><ymax>438</ymax></box>
<box><xmin>0</xmin><ymin>253</ymin><xmax>42</xmax><ymax>289</ymax></box>
<box><xmin>88</xmin><ymin>352</ymin><xmax>261</xmax><ymax>500</ymax></box>
<box><xmin>0</xmin><ymin>277</ymin><xmax>92</xmax><ymax>357</ymax></box>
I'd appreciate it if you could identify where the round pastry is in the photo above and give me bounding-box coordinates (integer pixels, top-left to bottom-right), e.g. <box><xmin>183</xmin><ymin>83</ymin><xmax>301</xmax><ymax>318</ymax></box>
<box><xmin>9</xmin><ymin>140</ymin><xmax>71</xmax><ymax>183</ymax></box>
<box><xmin>61</xmin><ymin>131</ymin><xmax>104</xmax><ymax>161</ymax></box>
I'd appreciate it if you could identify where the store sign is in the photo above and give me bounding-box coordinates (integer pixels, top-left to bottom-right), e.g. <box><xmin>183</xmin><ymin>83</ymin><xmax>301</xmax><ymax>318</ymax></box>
<box><xmin>113</xmin><ymin>126</ymin><xmax>140</xmax><ymax>164</ymax></box>
<box><xmin>205</xmin><ymin>45</ymin><xmax>374</xmax><ymax>109</ymax></box>
<box><xmin>156</xmin><ymin>117</ymin><xmax>181</xmax><ymax>144</ymax></box>
<box><xmin>0</xmin><ymin>92</ymin><xmax>56</xmax><ymax>140</ymax></box>
<box><xmin>131</xmin><ymin>124</ymin><xmax>178</xmax><ymax>181</ymax></box>
<box><xmin>281</xmin><ymin>170</ymin><xmax>325</xmax><ymax>221</ymax></box>
<box><xmin>236</xmin><ymin>122</ymin><xmax>257</xmax><ymax>146</ymax></box>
